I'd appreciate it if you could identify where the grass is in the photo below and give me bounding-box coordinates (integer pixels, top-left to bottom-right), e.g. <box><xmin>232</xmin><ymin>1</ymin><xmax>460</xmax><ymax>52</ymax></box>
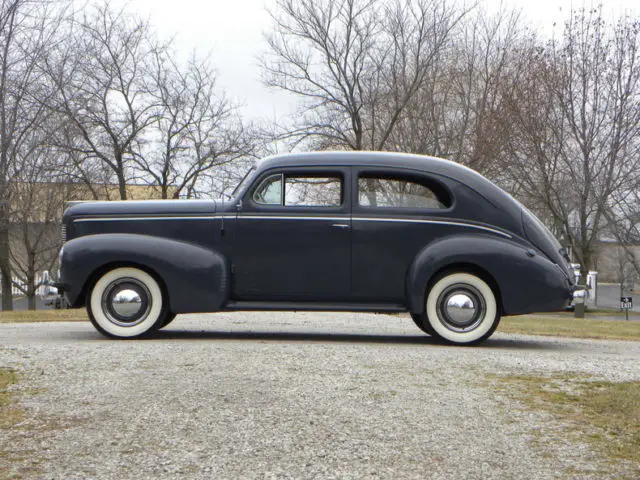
<box><xmin>0</xmin><ymin>369</ymin><xmax>51</xmax><ymax>479</ymax></box>
<box><xmin>499</xmin><ymin>315</ymin><xmax>640</xmax><ymax>341</ymax></box>
<box><xmin>489</xmin><ymin>374</ymin><xmax>640</xmax><ymax>479</ymax></box>
<box><xmin>0</xmin><ymin>309</ymin><xmax>88</xmax><ymax>323</ymax></box>
<box><xmin>0</xmin><ymin>367</ymin><xmax>23</xmax><ymax>478</ymax></box>
<box><xmin>0</xmin><ymin>368</ymin><xmax>23</xmax><ymax>429</ymax></box>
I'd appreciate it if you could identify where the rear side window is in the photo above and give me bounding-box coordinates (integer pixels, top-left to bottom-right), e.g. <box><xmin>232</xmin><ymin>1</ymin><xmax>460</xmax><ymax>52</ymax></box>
<box><xmin>253</xmin><ymin>173</ymin><xmax>343</xmax><ymax>207</ymax></box>
<box><xmin>358</xmin><ymin>174</ymin><xmax>450</xmax><ymax>209</ymax></box>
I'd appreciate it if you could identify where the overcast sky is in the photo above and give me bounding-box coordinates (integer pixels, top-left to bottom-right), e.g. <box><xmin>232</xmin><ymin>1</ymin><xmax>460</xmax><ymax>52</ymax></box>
<box><xmin>108</xmin><ymin>0</ymin><xmax>639</xmax><ymax>123</ymax></box>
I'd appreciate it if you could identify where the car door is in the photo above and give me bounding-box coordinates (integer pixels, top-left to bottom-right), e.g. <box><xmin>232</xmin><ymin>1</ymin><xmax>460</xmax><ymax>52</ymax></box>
<box><xmin>231</xmin><ymin>166</ymin><xmax>351</xmax><ymax>301</ymax></box>
<box><xmin>351</xmin><ymin>167</ymin><xmax>455</xmax><ymax>303</ymax></box>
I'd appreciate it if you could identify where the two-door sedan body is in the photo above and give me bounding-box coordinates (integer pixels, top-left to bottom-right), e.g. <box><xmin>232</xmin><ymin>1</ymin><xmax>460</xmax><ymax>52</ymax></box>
<box><xmin>54</xmin><ymin>151</ymin><xmax>575</xmax><ymax>344</ymax></box>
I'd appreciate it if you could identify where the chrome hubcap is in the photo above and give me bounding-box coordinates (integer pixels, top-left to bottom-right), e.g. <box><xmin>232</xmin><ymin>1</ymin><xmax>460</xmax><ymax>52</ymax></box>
<box><xmin>445</xmin><ymin>293</ymin><xmax>477</xmax><ymax>325</ymax></box>
<box><xmin>102</xmin><ymin>278</ymin><xmax>151</xmax><ymax>327</ymax></box>
<box><xmin>111</xmin><ymin>289</ymin><xmax>144</xmax><ymax>318</ymax></box>
<box><xmin>437</xmin><ymin>284</ymin><xmax>486</xmax><ymax>333</ymax></box>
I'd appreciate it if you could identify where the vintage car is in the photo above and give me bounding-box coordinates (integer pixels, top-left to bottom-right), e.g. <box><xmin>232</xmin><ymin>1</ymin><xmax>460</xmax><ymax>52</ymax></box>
<box><xmin>51</xmin><ymin>152</ymin><xmax>576</xmax><ymax>344</ymax></box>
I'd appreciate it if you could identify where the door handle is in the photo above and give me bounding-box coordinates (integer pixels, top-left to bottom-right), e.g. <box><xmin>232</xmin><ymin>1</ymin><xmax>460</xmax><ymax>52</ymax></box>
<box><xmin>332</xmin><ymin>223</ymin><xmax>350</xmax><ymax>229</ymax></box>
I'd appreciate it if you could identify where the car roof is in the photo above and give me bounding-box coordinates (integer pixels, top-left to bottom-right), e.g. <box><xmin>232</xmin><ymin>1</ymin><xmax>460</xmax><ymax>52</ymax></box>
<box><xmin>257</xmin><ymin>151</ymin><xmax>523</xmax><ymax>223</ymax></box>
<box><xmin>259</xmin><ymin>151</ymin><xmax>464</xmax><ymax>173</ymax></box>
<box><xmin>258</xmin><ymin>151</ymin><xmax>496</xmax><ymax>194</ymax></box>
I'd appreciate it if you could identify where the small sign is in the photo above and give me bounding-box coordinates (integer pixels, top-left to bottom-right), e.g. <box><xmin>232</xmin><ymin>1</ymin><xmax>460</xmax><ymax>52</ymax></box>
<box><xmin>621</xmin><ymin>296</ymin><xmax>633</xmax><ymax>309</ymax></box>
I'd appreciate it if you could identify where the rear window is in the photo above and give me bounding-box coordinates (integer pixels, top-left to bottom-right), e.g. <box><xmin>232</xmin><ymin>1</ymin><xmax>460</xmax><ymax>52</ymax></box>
<box><xmin>358</xmin><ymin>174</ymin><xmax>451</xmax><ymax>209</ymax></box>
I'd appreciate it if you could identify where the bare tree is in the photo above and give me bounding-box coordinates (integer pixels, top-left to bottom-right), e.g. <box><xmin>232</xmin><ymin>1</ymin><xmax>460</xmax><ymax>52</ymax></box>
<box><xmin>389</xmin><ymin>7</ymin><xmax>528</xmax><ymax>178</ymax></box>
<box><xmin>0</xmin><ymin>0</ymin><xmax>67</xmax><ymax>310</ymax></box>
<box><xmin>500</xmin><ymin>8</ymin><xmax>640</xmax><ymax>277</ymax></box>
<box><xmin>134</xmin><ymin>52</ymin><xmax>256</xmax><ymax>199</ymax></box>
<box><xmin>603</xmin><ymin>187</ymin><xmax>640</xmax><ymax>280</ymax></box>
<box><xmin>262</xmin><ymin>0</ymin><xmax>468</xmax><ymax>151</ymax></box>
<box><xmin>46</xmin><ymin>1</ymin><xmax>162</xmax><ymax>200</ymax></box>
<box><xmin>8</xmin><ymin>137</ymin><xmax>78</xmax><ymax>309</ymax></box>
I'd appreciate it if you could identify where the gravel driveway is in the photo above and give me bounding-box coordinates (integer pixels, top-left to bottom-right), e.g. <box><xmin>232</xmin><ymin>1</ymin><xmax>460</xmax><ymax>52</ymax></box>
<box><xmin>2</xmin><ymin>312</ymin><xmax>639</xmax><ymax>479</ymax></box>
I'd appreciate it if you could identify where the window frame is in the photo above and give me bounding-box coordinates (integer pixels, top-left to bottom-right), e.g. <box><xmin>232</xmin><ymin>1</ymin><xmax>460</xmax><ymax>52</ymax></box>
<box><xmin>252</xmin><ymin>173</ymin><xmax>284</xmax><ymax>206</ymax></box>
<box><xmin>244</xmin><ymin>167</ymin><xmax>349</xmax><ymax>213</ymax></box>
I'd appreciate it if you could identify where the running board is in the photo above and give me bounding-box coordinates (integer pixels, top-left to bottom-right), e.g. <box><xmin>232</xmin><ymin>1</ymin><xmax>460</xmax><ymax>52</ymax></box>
<box><xmin>224</xmin><ymin>301</ymin><xmax>407</xmax><ymax>313</ymax></box>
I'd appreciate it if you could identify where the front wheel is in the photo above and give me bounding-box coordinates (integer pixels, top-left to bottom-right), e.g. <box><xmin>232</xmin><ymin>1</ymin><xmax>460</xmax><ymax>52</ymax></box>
<box><xmin>87</xmin><ymin>267</ymin><xmax>169</xmax><ymax>339</ymax></box>
<box><xmin>425</xmin><ymin>272</ymin><xmax>500</xmax><ymax>345</ymax></box>
<box><xmin>410</xmin><ymin>313</ymin><xmax>437</xmax><ymax>336</ymax></box>
<box><xmin>159</xmin><ymin>312</ymin><xmax>177</xmax><ymax>329</ymax></box>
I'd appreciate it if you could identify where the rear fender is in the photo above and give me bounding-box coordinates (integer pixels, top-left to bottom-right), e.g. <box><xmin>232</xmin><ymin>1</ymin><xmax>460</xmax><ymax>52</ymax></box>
<box><xmin>60</xmin><ymin>234</ymin><xmax>229</xmax><ymax>313</ymax></box>
<box><xmin>406</xmin><ymin>234</ymin><xmax>571</xmax><ymax>315</ymax></box>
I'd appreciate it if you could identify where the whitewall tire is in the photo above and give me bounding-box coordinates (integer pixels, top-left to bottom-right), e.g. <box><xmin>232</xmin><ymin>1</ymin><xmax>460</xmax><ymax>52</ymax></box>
<box><xmin>87</xmin><ymin>267</ymin><xmax>167</xmax><ymax>339</ymax></box>
<box><xmin>425</xmin><ymin>272</ymin><xmax>500</xmax><ymax>345</ymax></box>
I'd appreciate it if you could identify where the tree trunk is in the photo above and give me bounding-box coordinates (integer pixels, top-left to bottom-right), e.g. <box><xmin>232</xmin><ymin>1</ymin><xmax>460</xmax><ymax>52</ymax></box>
<box><xmin>118</xmin><ymin>174</ymin><xmax>127</xmax><ymax>200</ymax></box>
<box><xmin>0</xmin><ymin>201</ymin><xmax>12</xmax><ymax>311</ymax></box>
<box><xmin>0</xmin><ymin>265</ymin><xmax>12</xmax><ymax>311</ymax></box>
<box><xmin>27</xmin><ymin>265</ymin><xmax>35</xmax><ymax>311</ymax></box>
<box><xmin>27</xmin><ymin>291</ymin><xmax>35</xmax><ymax>310</ymax></box>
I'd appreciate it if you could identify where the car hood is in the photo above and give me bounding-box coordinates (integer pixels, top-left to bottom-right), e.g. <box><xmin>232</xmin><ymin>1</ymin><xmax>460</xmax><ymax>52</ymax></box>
<box><xmin>63</xmin><ymin>199</ymin><xmax>218</xmax><ymax>220</ymax></box>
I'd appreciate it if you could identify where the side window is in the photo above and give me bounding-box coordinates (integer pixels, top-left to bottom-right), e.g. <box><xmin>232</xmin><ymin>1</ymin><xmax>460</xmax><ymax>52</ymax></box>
<box><xmin>253</xmin><ymin>174</ymin><xmax>282</xmax><ymax>205</ymax></box>
<box><xmin>358</xmin><ymin>174</ymin><xmax>450</xmax><ymax>209</ymax></box>
<box><xmin>285</xmin><ymin>175</ymin><xmax>342</xmax><ymax>207</ymax></box>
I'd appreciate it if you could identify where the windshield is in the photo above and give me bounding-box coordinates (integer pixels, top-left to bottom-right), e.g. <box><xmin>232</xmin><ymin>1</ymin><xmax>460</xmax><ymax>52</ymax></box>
<box><xmin>231</xmin><ymin>166</ymin><xmax>257</xmax><ymax>198</ymax></box>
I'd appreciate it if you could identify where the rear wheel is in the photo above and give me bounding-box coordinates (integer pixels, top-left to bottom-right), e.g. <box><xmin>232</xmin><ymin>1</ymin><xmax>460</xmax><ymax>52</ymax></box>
<box><xmin>87</xmin><ymin>267</ymin><xmax>169</xmax><ymax>339</ymax></box>
<box><xmin>424</xmin><ymin>272</ymin><xmax>500</xmax><ymax>345</ymax></box>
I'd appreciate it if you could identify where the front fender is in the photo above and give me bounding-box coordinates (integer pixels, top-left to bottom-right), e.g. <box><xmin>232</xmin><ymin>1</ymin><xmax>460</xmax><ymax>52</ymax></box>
<box><xmin>60</xmin><ymin>234</ymin><xmax>229</xmax><ymax>313</ymax></box>
<box><xmin>406</xmin><ymin>235</ymin><xmax>572</xmax><ymax>315</ymax></box>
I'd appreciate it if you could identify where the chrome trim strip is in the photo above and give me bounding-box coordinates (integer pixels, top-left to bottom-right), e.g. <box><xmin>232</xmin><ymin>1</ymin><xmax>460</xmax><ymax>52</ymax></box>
<box><xmin>74</xmin><ymin>216</ymin><xmax>219</xmax><ymax>222</ymax></box>
<box><xmin>352</xmin><ymin>217</ymin><xmax>512</xmax><ymax>238</ymax></box>
<box><xmin>236</xmin><ymin>215</ymin><xmax>510</xmax><ymax>238</ymax></box>
<box><xmin>238</xmin><ymin>215</ymin><xmax>348</xmax><ymax>221</ymax></box>
<box><xmin>72</xmin><ymin>214</ymin><xmax>511</xmax><ymax>238</ymax></box>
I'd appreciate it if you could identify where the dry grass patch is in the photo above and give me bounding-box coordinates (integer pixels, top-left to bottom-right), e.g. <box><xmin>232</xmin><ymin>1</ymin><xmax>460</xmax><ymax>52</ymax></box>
<box><xmin>0</xmin><ymin>368</ymin><xmax>26</xmax><ymax>479</ymax></box>
<box><xmin>490</xmin><ymin>374</ymin><xmax>640</xmax><ymax>479</ymax></box>
<box><xmin>499</xmin><ymin>315</ymin><xmax>640</xmax><ymax>341</ymax></box>
<box><xmin>0</xmin><ymin>309</ymin><xmax>88</xmax><ymax>324</ymax></box>
<box><xmin>0</xmin><ymin>368</ymin><xmax>23</xmax><ymax>430</ymax></box>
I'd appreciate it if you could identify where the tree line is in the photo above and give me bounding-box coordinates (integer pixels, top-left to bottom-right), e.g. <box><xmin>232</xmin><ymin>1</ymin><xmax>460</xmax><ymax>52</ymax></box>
<box><xmin>0</xmin><ymin>0</ymin><xmax>639</xmax><ymax>309</ymax></box>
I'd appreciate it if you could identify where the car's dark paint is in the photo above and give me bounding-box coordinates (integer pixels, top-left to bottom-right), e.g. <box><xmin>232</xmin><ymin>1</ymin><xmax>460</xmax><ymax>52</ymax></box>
<box><xmin>60</xmin><ymin>234</ymin><xmax>229</xmax><ymax>313</ymax></box>
<box><xmin>65</xmin><ymin>200</ymin><xmax>221</xmax><ymax>251</ymax></box>
<box><xmin>59</xmin><ymin>151</ymin><xmax>574</xmax><ymax>317</ymax></box>
<box><xmin>230</xmin><ymin>166</ymin><xmax>352</xmax><ymax>300</ymax></box>
<box><xmin>348</xmin><ymin>167</ymin><xmax>523</xmax><ymax>303</ymax></box>
<box><xmin>406</xmin><ymin>235</ymin><xmax>570</xmax><ymax>315</ymax></box>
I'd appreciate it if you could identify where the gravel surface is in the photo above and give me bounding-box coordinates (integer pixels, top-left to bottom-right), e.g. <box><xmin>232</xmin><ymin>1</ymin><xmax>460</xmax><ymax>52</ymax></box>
<box><xmin>1</xmin><ymin>312</ymin><xmax>640</xmax><ymax>479</ymax></box>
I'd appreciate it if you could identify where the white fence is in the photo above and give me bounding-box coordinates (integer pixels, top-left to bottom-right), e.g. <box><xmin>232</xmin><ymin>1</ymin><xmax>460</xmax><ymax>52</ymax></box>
<box><xmin>0</xmin><ymin>272</ymin><xmax>48</xmax><ymax>297</ymax></box>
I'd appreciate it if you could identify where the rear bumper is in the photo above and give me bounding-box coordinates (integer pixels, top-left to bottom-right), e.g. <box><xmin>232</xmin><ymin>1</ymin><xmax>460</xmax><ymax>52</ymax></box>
<box><xmin>567</xmin><ymin>287</ymin><xmax>587</xmax><ymax>308</ymax></box>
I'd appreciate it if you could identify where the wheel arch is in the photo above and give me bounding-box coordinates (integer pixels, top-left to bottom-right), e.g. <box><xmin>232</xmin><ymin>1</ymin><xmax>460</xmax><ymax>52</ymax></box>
<box><xmin>61</xmin><ymin>233</ymin><xmax>230</xmax><ymax>313</ymax></box>
<box><xmin>78</xmin><ymin>261</ymin><xmax>170</xmax><ymax>310</ymax></box>
<box><xmin>425</xmin><ymin>262</ymin><xmax>503</xmax><ymax>316</ymax></box>
<box><xmin>406</xmin><ymin>234</ymin><xmax>520</xmax><ymax>315</ymax></box>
